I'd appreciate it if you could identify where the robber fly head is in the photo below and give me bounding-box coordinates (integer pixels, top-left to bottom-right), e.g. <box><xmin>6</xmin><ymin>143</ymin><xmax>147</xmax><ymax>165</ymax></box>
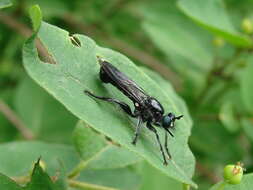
<box><xmin>161</xmin><ymin>113</ymin><xmax>183</xmax><ymax>136</ymax></box>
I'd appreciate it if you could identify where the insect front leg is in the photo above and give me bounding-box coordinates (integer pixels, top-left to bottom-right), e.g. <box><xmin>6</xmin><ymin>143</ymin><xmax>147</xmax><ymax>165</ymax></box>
<box><xmin>84</xmin><ymin>90</ymin><xmax>137</xmax><ymax>118</ymax></box>
<box><xmin>132</xmin><ymin>117</ymin><xmax>142</xmax><ymax>145</ymax></box>
<box><xmin>164</xmin><ymin>131</ymin><xmax>172</xmax><ymax>159</ymax></box>
<box><xmin>146</xmin><ymin>122</ymin><xmax>168</xmax><ymax>165</ymax></box>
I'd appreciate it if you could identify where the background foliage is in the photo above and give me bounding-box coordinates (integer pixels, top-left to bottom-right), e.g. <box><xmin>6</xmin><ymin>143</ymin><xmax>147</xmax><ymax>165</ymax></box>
<box><xmin>1</xmin><ymin>0</ymin><xmax>253</xmax><ymax>189</ymax></box>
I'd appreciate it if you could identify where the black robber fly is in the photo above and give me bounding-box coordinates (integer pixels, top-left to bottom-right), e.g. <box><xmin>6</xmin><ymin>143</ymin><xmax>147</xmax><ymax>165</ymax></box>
<box><xmin>84</xmin><ymin>57</ymin><xmax>183</xmax><ymax>165</ymax></box>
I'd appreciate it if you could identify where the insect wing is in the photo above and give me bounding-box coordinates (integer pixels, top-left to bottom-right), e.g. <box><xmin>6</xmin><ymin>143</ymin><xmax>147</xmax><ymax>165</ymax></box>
<box><xmin>101</xmin><ymin>61</ymin><xmax>148</xmax><ymax>103</ymax></box>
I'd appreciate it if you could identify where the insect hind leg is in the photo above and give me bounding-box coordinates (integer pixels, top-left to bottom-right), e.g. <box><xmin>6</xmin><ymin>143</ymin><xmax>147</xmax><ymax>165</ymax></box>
<box><xmin>84</xmin><ymin>90</ymin><xmax>137</xmax><ymax>118</ymax></box>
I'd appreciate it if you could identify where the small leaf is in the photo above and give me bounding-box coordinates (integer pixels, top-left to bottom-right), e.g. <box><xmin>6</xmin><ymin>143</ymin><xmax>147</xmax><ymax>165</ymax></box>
<box><xmin>219</xmin><ymin>101</ymin><xmax>240</xmax><ymax>132</ymax></box>
<box><xmin>0</xmin><ymin>173</ymin><xmax>22</xmax><ymax>190</ymax></box>
<box><xmin>25</xmin><ymin>159</ymin><xmax>55</xmax><ymax>190</ymax></box>
<box><xmin>0</xmin><ymin>0</ymin><xmax>12</xmax><ymax>9</ymax></box>
<box><xmin>178</xmin><ymin>0</ymin><xmax>252</xmax><ymax>47</ymax></box>
<box><xmin>29</xmin><ymin>5</ymin><xmax>42</xmax><ymax>32</ymax></box>
<box><xmin>240</xmin><ymin>56</ymin><xmax>253</xmax><ymax>113</ymax></box>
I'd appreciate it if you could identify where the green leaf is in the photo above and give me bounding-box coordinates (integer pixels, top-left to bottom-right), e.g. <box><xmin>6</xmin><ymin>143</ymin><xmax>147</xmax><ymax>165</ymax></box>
<box><xmin>23</xmin><ymin>21</ymin><xmax>196</xmax><ymax>186</ymax></box>
<box><xmin>29</xmin><ymin>5</ymin><xmax>42</xmax><ymax>32</ymax></box>
<box><xmin>0</xmin><ymin>141</ymin><xmax>80</xmax><ymax>176</ymax></box>
<box><xmin>209</xmin><ymin>173</ymin><xmax>253</xmax><ymax>190</ymax></box>
<box><xmin>0</xmin><ymin>0</ymin><xmax>12</xmax><ymax>9</ymax></box>
<box><xmin>0</xmin><ymin>173</ymin><xmax>22</xmax><ymax>190</ymax></box>
<box><xmin>25</xmin><ymin>160</ymin><xmax>56</xmax><ymax>190</ymax></box>
<box><xmin>73</xmin><ymin>121</ymin><xmax>106</xmax><ymax>161</ymax></box>
<box><xmin>72</xmin><ymin>121</ymin><xmax>141</xmax><ymax>170</ymax></box>
<box><xmin>14</xmin><ymin>76</ymin><xmax>77</xmax><ymax>143</ymax></box>
<box><xmin>240</xmin><ymin>56</ymin><xmax>253</xmax><ymax>113</ymax></box>
<box><xmin>219</xmin><ymin>101</ymin><xmax>240</xmax><ymax>132</ymax></box>
<box><xmin>78</xmin><ymin>167</ymin><xmax>141</xmax><ymax>190</ymax></box>
<box><xmin>241</xmin><ymin>118</ymin><xmax>253</xmax><ymax>143</ymax></box>
<box><xmin>140</xmin><ymin>1</ymin><xmax>213</xmax><ymax>94</ymax></box>
<box><xmin>178</xmin><ymin>0</ymin><xmax>252</xmax><ymax>47</ymax></box>
<box><xmin>139</xmin><ymin>161</ymin><xmax>182</xmax><ymax>190</ymax></box>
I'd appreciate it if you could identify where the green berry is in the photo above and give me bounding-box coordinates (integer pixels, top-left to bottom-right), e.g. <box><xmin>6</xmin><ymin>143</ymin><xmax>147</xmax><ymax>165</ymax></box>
<box><xmin>223</xmin><ymin>163</ymin><xmax>243</xmax><ymax>185</ymax></box>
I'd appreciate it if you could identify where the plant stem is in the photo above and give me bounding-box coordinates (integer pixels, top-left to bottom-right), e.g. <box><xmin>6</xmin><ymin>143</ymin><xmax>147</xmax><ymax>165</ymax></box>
<box><xmin>67</xmin><ymin>160</ymin><xmax>89</xmax><ymax>179</ymax></box>
<box><xmin>0</xmin><ymin>99</ymin><xmax>35</xmax><ymax>140</ymax></box>
<box><xmin>68</xmin><ymin>179</ymin><xmax>118</xmax><ymax>190</ymax></box>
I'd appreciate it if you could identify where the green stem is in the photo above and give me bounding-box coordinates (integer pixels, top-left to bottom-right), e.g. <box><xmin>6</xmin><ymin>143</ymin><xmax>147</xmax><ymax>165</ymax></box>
<box><xmin>68</xmin><ymin>179</ymin><xmax>118</xmax><ymax>190</ymax></box>
<box><xmin>67</xmin><ymin>160</ymin><xmax>89</xmax><ymax>179</ymax></box>
<box><xmin>216</xmin><ymin>181</ymin><xmax>227</xmax><ymax>190</ymax></box>
<box><xmin>182</xmin><ymin>183</ymin><xmax>191</xmax><ymax>190</ymax></box>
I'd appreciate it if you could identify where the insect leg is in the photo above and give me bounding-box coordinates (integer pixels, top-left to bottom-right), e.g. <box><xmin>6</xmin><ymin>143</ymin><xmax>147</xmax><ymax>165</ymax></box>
<box><xmin>84</xmin><ymin>90</ymin><xmax>137</xmax><ymax>117</ymax></box>
<box><xmin>132</xmin><ymin>117</ymin><xmax>142</xmax><ymax>145</ymax></box>
<box><xmin>146</xmin><ymin>122</ymin><xmax>168</xmax><ymax>165</ymax></box>
<box><xmin>164</xmin><ymin>131</ymin><xmax>172</xmax><ymax>159</ymax></box>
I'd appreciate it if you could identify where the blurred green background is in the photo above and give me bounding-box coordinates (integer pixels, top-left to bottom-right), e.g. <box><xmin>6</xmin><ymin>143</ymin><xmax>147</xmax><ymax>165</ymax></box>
<box><xmin>1</xmin><ymin>0</ymin><xmax>253</xmax><ymax>189</ymax></box>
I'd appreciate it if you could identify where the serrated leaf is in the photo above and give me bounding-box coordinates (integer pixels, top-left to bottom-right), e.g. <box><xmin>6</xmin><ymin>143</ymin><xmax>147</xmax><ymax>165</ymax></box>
<box><xmin>178</xmin><ymin>0</ymin><xmax>252</xmax><ymax>47</ymax></box>
<box><xmin>23</xmin><ymin>21</ymin><xmax>196</xmax><ymax>186</ymax></box>
<box><xmin>0</xmin><ymin>173</ymin><xmax>22</xmax><ymax>190</ymax></box>
<box><xmin>240</xmin><ymin>56</ymin><xmax>253</xmax><ymax>113</ymax></box>
<box><xmin>209</xmin><ymin>173</ymin><xmax>253</xmax><ymax>190</ymax></box>
<box><xmin>0</xmin><ymin>141</ymin><xmax>79</xmax><ymax>177</ymax></box>
<box><xmin>0</xmin><ymin>0</ymin><xmax>12</xmax><ymax>9</ymax></box>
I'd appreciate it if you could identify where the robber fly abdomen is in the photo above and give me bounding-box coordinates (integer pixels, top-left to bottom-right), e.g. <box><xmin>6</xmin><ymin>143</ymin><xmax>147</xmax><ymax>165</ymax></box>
<box><xmin>84</xmin><ymin>57</ymin><xmax>183</xmax><ymax>165</ymax></box>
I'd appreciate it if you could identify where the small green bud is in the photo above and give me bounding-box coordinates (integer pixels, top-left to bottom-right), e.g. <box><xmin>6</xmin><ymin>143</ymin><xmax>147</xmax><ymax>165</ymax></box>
<box><xmin>223</xmin><ymin>162</ymin><xmax>244</xmax><ymax>184</ymax></box>
<box><xmin>213</xmin><ymin>36</ymin><xmax>225</xmax><ymax>47</ymax></box>
<box><xmin>241</xmin><ymin>18</ymin><xmax>253</xmax><ymax>34</ymax></box>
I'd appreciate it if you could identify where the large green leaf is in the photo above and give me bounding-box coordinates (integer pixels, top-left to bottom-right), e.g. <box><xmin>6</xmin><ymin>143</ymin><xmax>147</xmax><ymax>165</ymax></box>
<box><xmin>23</xmin><ymin>20</ymin><xmax>195</xmax><ymax>187</ymax></box>
<box><xmin>140</xmin><ymin>1</ymin><xmax>213</xmax><ymax>94</ymax></box>
<box><xmin>139</xmin><ymin>161</ymin><xmax>182</xmax><ymax>190</ymax></box>
<box><xmin>14</xmin><ymin>76</ymin><xmax>77</xmax><ymax>143</ymax></box>
<box><xmin>0</xmin><ymin>141</ymin><xmax>80</xmax><ymax>176</ymax></box>
<box><xmin>210</xmin><ymin>173</ymin><xmax>253</xmax><ymax>190</ymax></box>
<box><xmin>178</xmin><ymin>0</ymin><xmax>252</xmax><ymax>47</ymax></box>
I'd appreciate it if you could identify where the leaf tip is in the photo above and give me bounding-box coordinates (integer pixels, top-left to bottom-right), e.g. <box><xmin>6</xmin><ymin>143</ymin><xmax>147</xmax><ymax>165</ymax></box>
<box><xmin>29</xmin><ymin>4</ymin><xmax>42</xmax><ymax>32</ymax></box>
